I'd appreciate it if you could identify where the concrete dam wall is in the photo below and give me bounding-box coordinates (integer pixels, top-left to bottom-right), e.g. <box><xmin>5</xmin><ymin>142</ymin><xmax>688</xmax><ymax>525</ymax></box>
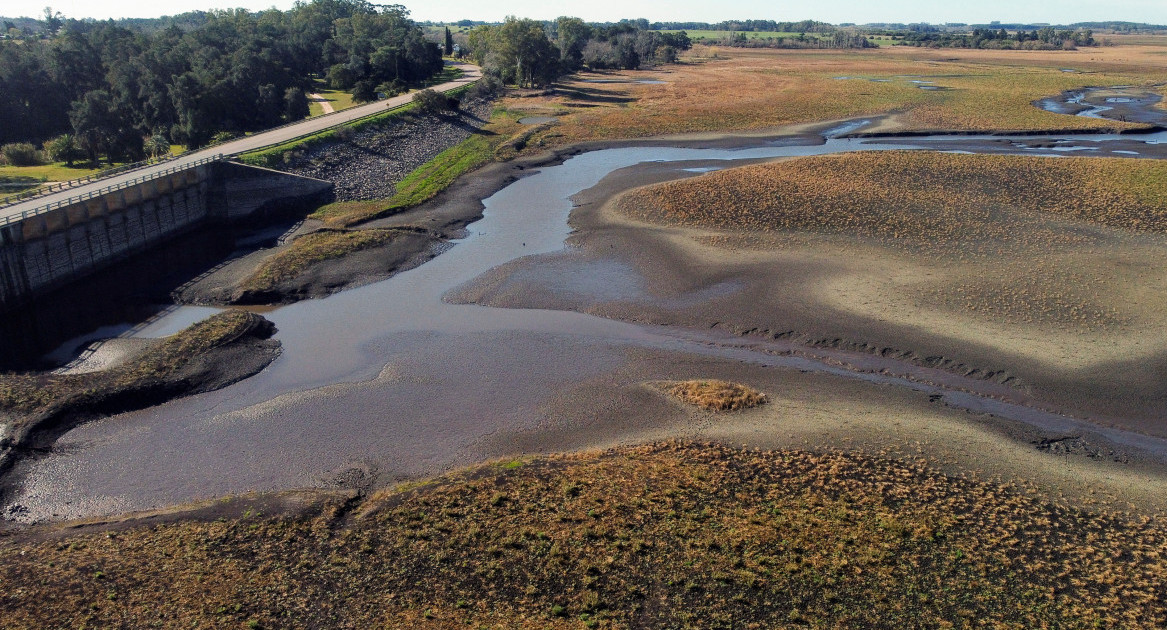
<box><xmin>0</xmin><ymin>162</ymin><xmax>331</xmax><ymax>312</ymax></box>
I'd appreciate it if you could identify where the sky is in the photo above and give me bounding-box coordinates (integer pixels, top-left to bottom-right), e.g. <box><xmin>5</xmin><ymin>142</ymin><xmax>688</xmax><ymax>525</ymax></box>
<box><xmin>5</xmin><ymin>0</ymin><xmax>1167</xmax><ymax>25</ymax></box>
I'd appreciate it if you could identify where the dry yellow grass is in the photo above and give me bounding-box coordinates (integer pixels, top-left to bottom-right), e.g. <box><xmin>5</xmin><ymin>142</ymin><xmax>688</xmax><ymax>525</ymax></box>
<box><xmin>617</xmin><ymin>151</ymin><xmax>1167</xmax><ymax>249</ymax></box>
<box><xmin>2</xmin><ymin>442</ymin><xmax>1166</xmax><ymax>628</ymax></box>
<box><xmin>666</xmin><ymin>379</ymin><xmax>769</xmax><ymax>411</ymax></box>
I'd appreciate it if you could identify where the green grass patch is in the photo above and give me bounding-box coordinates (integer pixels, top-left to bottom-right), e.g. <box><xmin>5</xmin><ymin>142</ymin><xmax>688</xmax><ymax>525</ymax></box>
<box><xmin>308</xmin><ymin>88</ymin><xmax>357</xmax><ymax>117</ymax></box>
<box><xmin>0</xmin><ymin>162</ymin><xmax>101</xmax><ymax>183</ymax></box>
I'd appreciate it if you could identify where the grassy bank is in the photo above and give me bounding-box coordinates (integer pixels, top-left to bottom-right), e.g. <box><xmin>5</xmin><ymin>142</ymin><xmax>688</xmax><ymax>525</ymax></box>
<box><xmin>2</xmin><ymin>441</ymin><xmax>1164</xmax><ymax>628</ymax></box>
<box><xmin>307</xmin><ymin>132</ymin><xmax>494</xmax><ymax>227</ymax></box>
<box><xmin>308</xmin><ymin>108</ymin><xmax>527</xmax><ymax>228</ymax></box>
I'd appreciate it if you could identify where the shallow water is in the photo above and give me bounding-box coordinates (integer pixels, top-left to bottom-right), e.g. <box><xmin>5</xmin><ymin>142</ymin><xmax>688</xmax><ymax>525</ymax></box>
<box><xmin>10</xmin><ymin>128</ymin><xmax>1167</xmax><ymax>523</ymax></box>
<box><xmin>1035</xmin><ymin>87</ymin><xmax>1166</xmax><ymax>123</ymax></box>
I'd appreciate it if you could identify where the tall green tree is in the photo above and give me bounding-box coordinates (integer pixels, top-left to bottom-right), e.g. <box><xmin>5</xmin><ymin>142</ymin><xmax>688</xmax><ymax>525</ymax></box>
<box><xmin>69</xmin><ymin>90</ymin><xmax>120</xmax><ymax>164</ymax></box>
<box><xmin>469</xmin><ymin>17</ymin><xmax>560</xmax><ymax>88</ymax></box>
<box><xmin>554</xmin><ymin>17</ymin><xmax>591</xmax><ymax>69</ymax></box>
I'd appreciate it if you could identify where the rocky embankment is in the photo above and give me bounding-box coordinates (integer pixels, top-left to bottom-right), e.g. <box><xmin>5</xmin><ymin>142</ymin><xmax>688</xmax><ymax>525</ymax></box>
<box><xmin>281</xmin><ymin>97</ymin><xmax>494</xmax><ymax>201</ymax></box>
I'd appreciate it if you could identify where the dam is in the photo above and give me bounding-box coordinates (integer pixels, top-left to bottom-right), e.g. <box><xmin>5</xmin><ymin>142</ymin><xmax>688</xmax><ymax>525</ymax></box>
<box><xmin>0</xmin><ymin>159</ymin><xmax>332</xmax><ymax>312</ymax></box>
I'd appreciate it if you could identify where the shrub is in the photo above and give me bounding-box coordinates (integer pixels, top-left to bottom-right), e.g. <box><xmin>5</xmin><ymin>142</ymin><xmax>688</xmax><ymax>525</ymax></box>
<box><xmin>667</xmin><ymin>379</ymin><xmax>768</xmax><ymax>411</ymax></box>
<box><xmin>43</xmin><ymin>134</ymin><xmax>82</xmax><ymax>165</ymax></box>
<box><xmin>1</xmin><ymin>142</ymin><xmax>44</xmax><ymax>166</ymax></box>
<box><xmin>376</xmin><ymin>80</ymin><xmax>405</xmax><ymax>98</ymax></box>
<box><xmin>352</xmin><ymin>80</ymin><xmax>378</xmax><ymax>103</ymax></box>
<box><xmin>412</xmin><ymin>88</ymin><xmax>451</xmax><ymax>114</ymax></box>
<box><xmin>209</xmin><ymin>131</ymin><xmax>236</xmax><ymax>146</ymax></box>
<box><xmin>467</xmin><ymin>76</ymin><xmax>503</xmax><ymax>99</ymax></box>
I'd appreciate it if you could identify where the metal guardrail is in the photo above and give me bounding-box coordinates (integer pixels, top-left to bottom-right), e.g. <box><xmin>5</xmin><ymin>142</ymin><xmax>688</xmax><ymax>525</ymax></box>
<box><xmin>0</xmin><ymin>154</ymin><xmax>224</xmax><ymax>228</ymax></box>
<box><xmin>0</xmin><ymin>153</ymin><xmax>188</xmax><ymax>211</ymax></box>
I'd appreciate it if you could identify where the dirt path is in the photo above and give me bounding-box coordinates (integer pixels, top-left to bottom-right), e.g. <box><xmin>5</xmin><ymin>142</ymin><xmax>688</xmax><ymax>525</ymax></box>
<box><xmin>308</xmin><ymin>93</ymin><xmax>335</xmax><ymax>115</ymax></box>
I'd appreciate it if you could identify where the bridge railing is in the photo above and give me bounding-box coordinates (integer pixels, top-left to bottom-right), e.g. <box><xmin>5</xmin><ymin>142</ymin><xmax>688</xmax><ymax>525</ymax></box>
<box><xmin>0</xmin><ymin>154</ymin><xmax>224</xmax><ymax>228</ymax></box>
<box><xmin>0</xmin><ymin>153</ymin><xmax>184</xmax><ymax>213</ymax></box>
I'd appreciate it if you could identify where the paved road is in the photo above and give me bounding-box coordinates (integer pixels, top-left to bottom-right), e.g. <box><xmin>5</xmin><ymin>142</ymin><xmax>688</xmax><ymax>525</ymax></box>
<box><xmin>0</xmin><ymin>62</ymin><xmax>482</xmax><ymax>225</ymax></box>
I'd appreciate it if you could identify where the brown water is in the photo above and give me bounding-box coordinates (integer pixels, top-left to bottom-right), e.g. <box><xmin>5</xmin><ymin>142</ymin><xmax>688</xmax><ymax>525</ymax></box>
<box><xmin>9</xmin><ymin>129</ymin><xmax>1167</xmax><ymax>523</ymax></box>
<box><xmin>1035</xmin><ymin>87</ymin><xmax>1167</xmax><ymax>125</ymax></box>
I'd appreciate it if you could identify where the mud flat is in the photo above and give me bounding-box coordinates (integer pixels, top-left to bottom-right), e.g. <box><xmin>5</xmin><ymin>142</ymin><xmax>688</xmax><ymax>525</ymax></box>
<box><xmin>1035</xmin><ymin>86</ymin><xmax>1167</xmax><ymax>125</ymax></box>
<box><xmin>8</xmin><ymin>125</ymin><xmax>1167</xmax><ymax>525</ymax></box>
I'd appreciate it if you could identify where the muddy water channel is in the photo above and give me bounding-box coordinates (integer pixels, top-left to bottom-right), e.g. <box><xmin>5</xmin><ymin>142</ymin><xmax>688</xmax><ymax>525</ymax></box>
<box><xmin>8</xmin><ymin>128</ymin><xmax>1167</xmax><ymax>523</ymax></box>
<box><xmin>1035</xmin><ymin>86</ymin><xmax>1167</xmax><ymax>125</ymax></box>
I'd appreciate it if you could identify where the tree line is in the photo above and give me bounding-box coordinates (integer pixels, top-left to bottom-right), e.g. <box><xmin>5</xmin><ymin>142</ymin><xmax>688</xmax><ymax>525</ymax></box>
<box><xmin>0</xmin><ymin>0</ymin><xmax>443</xmax><ymax>164</ymax></box>
<box><xmin>705</xmin><ymin>31</ymin><xmax>874</xmax><ymax>49</ymax></box>
<box><xmin>465</xmin><ymin>17</ymin><xmax>692</xmax><ymax>89</ymax></box>
<box><xmin>893</xmin><ymin>27</ymin><xmax>1096</xmax><ymax>49</ymax></box>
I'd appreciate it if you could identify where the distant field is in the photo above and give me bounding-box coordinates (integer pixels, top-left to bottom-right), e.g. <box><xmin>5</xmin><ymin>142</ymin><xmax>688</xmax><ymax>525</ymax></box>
<box><xmin>422</xmin><ymin>24</ymin><xmax>474</xmax><ymax>36</ymax></box>
<box><xmin>865</xmin><ymin>35</ymin><xmax>899</xmax><ymax>47</ymax></box>
<box><xmin>1104</xmin><ymin>33</ymin><xmax>1167</xmax><ymax>46</ymax></box>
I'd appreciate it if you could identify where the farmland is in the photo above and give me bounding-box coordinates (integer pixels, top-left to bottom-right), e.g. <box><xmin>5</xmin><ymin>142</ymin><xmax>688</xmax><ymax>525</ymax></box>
<box><xmin>658</xmin><ymin>29</ymin><xmax>831</xmax><ymax>40</ymax></box>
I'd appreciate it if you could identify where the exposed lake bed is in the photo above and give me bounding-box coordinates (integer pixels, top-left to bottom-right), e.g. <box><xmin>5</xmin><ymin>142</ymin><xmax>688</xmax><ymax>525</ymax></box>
<box><xmin>7</xmin><ymin>122</ymin><xmax>1167</xmax><ymax>524</ymax></box>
